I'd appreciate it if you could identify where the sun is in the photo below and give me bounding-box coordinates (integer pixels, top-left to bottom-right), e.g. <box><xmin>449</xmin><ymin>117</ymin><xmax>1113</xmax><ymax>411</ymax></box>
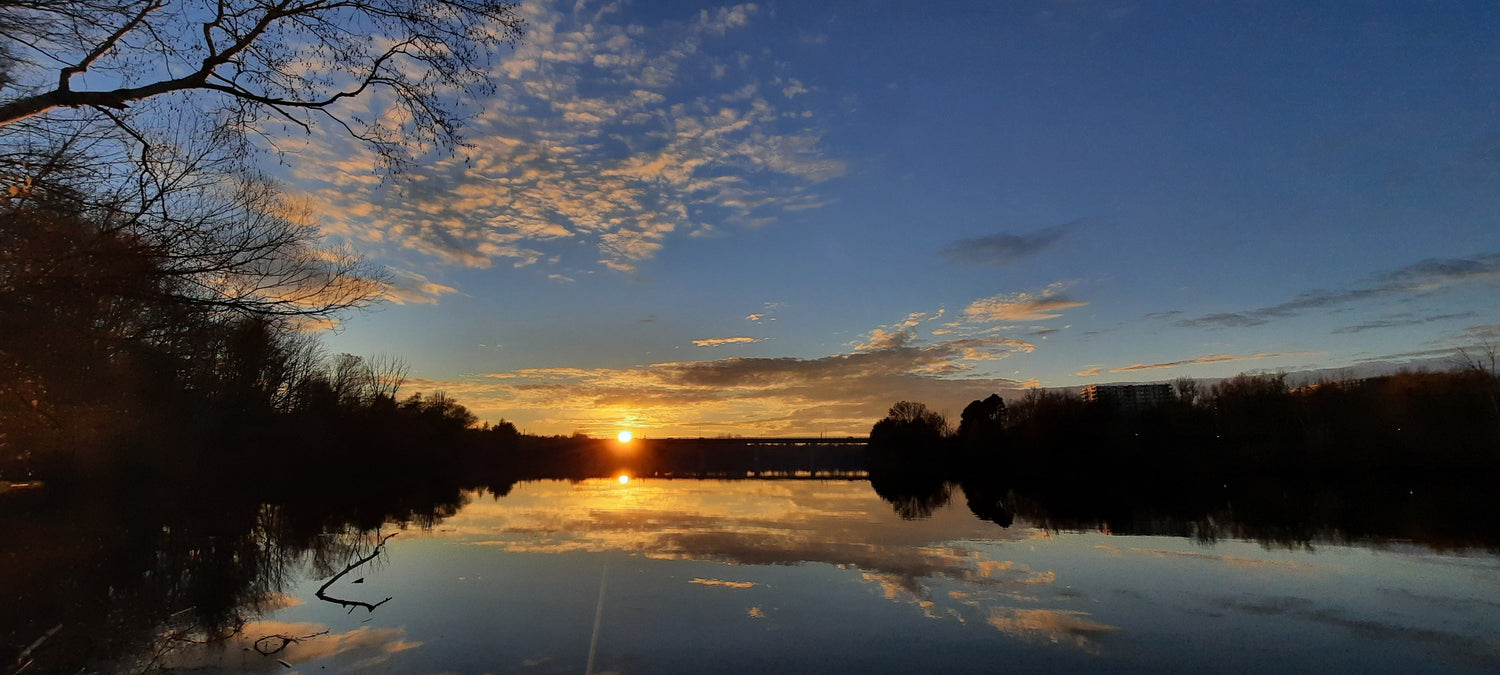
<box><xmin>617</xmin><ymin>430</ymin><xmax>633</xmax><ymax>443</ymax></box>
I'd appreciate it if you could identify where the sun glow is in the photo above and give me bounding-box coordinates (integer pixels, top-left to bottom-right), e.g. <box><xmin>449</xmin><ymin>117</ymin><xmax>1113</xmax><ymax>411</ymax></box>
<box><xmin>618</xmin><ymin>474</ymin><xmax>630</xmax><ymax>485</ymax></box>
<box><xmin>617</xmin><ymin>430</ymin><xmax>633</xmax><ymax>443</ymax></box>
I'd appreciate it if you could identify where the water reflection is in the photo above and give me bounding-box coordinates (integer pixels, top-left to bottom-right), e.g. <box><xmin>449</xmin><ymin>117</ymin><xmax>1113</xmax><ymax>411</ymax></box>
<box><xmin>865</xmin><ymin>458</ymin><xmax>1500</xmax><ymax>551</ymax></box>
<box><xmin>0</xmin><ymin>482</ymin><xmax>463</xmax><ymax>674</ymax></box>
<box><xmin>4</xmin><ymin>474</ymin><xmax>1500</xmax><ymax>673</ymax></box>
<box><xmin>156</xmin><ymin>620</ymin><xmax>421</xmax><ymax>672</ymax></box>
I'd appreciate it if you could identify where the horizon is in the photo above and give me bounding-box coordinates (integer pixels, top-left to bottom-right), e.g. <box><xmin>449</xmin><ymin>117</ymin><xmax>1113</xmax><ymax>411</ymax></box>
<box><xmin>269</xmin><ymin>0</ymin><xmax>1499</xmax><ymax>437</ymax></box>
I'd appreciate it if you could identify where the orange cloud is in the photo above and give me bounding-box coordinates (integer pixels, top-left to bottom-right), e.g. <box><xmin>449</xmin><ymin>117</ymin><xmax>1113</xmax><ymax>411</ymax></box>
<box><xmin>283</xmin><ymin>1</ymin><xmax>842</xmax><ymax>274</ymax></box>
<box><xmin>1108</xmin><ymin>351</ymin><xmax>1318</xmax><ymax>373</ymax></box>
<box><xmin>403</xmin><ymin>330</ymin><xmax>1037</xmax><ymax>436</ymax></box>
<box><xmin>690</xmin><ymin>577</ymin><xmax>757</xmax><ymax>589</ymax></box>
<box><xmin>692</xmin><ymin>336</ymin><xmax>766</xmax><ymax>347</ymax></box>
<box><xmin>964</xmin><ymin>282</ymin><xmax>1087</xmax><ymax>322</ymax></box>
<box><xmin>159</xmin><ymin>621</ymin><xmax>420</xmax><ymax>672</ymax></box>
<box><xmin>379</xmin><ymin>268</ymin><xmax>458</xmax><ymax>305</ymax></box>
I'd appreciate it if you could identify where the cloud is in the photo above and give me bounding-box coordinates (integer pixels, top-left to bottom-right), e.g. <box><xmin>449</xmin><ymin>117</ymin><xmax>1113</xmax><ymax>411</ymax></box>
<box><xmin>851</xmin><ymin>311</ymin><xmax>946</xmax><ymax>351</ymax></box>
<box><xmin>985</xmin><ymin>608</ymin><xmax>1119</xmax><ymax>643</ymax></box>
<box><xmin>287</xmin><ymin>0</ymin><xmax>843</xmax><ymax>274</ymax></box>
<box><xmin>745</xmin><ymin>301</ymin><xmax>784</xmax><ymax>323</ymax></box>
<box><xmin>1177</xmin><ymin>253</ymin><xmax>1500</xmax><ymax>329</ymax></box>
<box><xmin>964</xmin><ymin>282</ymin><xmax>1087</xmax><ymax>322</ymax></box>
<box><xmin>378</xmin><ymin>268</ymin><xmax>459</xmax><ymax>305</ymax></box>
<box><xmin>404</xmin><ymin>338</ymin><xmax>1027</xmax><ymax>436</ymax></box>
<box><xmin>450</xmin><ymin>480</ymin><xmax>1053</xmax><ymax>615</ymax></box>
<box><xmin>690</xmin><ymin>577</ymin><xmax>757</xmax><ymax>589</ymax></box>
<box><xmin>1458</xmin><ymin>324</ymin><xmax>1500</xmax><ymax>341</ymax></box>
<box><xmin>1108</xmin><ymin>351</ymin><xmax>1317</xmax><ymax>373</ymax></box>
<box><xmin>442</xmin><ymin>478</ymin><xmax>1126</xmax><ymax>653</ymax></box>
<box><xmin>1074</xmin><ymin>367</ymin><xmax>1101</xmax><ymax>377</ymax></box>
<box><xmin>1331</xmin><ymin>312</ymin><xmax>1477</xmax><ymax>334</ymax></box>
<box><xmin>1126</xmin><ymin>548</ymin><xmax>1313</xmax><ymax>569</ymax></box>
<box><xmin>938</xmin><ymin>224</ymin><xmax>1071</xmax><ymax>267</ymax></box>
<box><xmin>692</xmin><ymin>336</ymin><xmax>766</xmax><ymax>347</ymax></box>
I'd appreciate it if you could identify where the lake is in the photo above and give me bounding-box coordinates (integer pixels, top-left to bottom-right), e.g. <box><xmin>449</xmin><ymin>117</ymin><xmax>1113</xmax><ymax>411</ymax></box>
<box><xmin>114</xmin><ymin>477</ymin><xmax>1500</xmax><ymax>674</ymax></box>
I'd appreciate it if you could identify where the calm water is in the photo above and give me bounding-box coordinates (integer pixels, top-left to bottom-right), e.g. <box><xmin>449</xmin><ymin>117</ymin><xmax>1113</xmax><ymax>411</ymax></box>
<box><xmin>141</xmin><ymin>478</ymin><xmax>1500</xmax><ymax>674</ymax></box>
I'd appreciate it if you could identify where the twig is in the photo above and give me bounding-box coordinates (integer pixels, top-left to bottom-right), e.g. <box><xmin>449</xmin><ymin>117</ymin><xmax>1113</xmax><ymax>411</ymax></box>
<box><xmin>252</xmin><ymin>630</ymin><xmax>329</xmax><ymax>656</ymax></box>
<box><xmin>12</xmin><ymin>624</ymin><xmax>61</xmax><ymax>673</ymax></box>
<box><xmin>314</xmin><ymin>532</ymin><xmax>397</xmax><ymax>613</ymax></box>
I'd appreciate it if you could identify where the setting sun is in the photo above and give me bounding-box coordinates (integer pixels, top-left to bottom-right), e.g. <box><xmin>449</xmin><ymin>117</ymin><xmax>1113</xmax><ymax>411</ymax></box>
<box><xmin>617</xmin><ymin>430</ymin><xmax>633</xmax><ymax>443</ymax></box>
<box><xmin>617</xmin><ymin>474</ymin><xmax>630</xmax><ymax>485</ymax></box>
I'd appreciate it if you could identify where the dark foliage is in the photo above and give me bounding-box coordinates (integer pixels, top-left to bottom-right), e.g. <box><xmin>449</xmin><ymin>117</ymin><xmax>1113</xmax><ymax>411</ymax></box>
<box><xmin>868</xmin><ymin>400</ymin><xmax>951</xmax><ymax>460</ymax></box>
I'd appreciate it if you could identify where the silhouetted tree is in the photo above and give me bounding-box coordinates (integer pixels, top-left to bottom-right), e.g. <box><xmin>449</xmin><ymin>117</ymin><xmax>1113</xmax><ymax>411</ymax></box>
<box><xmin>869</xmin><ymin>400</ymin><xmax>950</xmax><ymax>456</ymax></box>
<box><xmin>958</xmin><ymin>394</ymin><xmax>1006</xmax><ymax>439</ymax></box>
<box><xmin>0</xmin><ymin>176</ymin><xmax>390</xmax><ymax>466</ymax></box>
<box><xmin>1456</xmin><ymin>342</ymin><xmax>1500</xmax><ymax>441</ymax></box>
<box><xmin>1173</xmin><ymin>377</ymin><xmax>1202</xmax><ymax>407</ymax></box>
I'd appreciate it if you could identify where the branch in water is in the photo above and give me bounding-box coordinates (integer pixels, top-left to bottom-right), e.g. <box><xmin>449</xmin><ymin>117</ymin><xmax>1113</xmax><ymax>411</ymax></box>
<box><xmin>315</xmin><ymin>533</ymin><xmax>398</xmax><ymax>613</ymax></box>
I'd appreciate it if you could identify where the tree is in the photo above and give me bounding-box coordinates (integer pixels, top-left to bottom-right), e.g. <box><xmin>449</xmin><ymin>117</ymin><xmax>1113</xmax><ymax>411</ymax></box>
<box><xmin>1</xmin><ymin>136</ymin><xmax>385</xmax><ymax>322</ymax></box>
<box><xmin>882</xmin><ymin>400</ymin><xmax>949</xmax><ymax>431</ymax></box>
<box><xmin>1173</xmin><ymin>377</ymin><xmax>1202</xmax><ymax>407</ymax></box>
<box><xmin>957</xmin><ymin>393</ymin><xmax>1007</xmax><ymax>442</ymax></box>
<box><xmin>0</xmin><ymin>0</ymin><xmax>524</xmax><ymax>170</ymax></box>
<box><xmin>1455</xmin><ymin>341</ymin><xmax>1500</xmax><ymax>440</ymax></box>
<box><xmin>869</xmin><ymin>400</ymin><xmax>950</xmax><ymax>456</ymax></box>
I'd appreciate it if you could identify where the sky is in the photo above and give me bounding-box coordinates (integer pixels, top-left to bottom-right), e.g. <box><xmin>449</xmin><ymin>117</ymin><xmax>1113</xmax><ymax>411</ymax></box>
<box><xmin>273</xmin><ymin>0</ymin><xmax>1500</xmax><ymax>437</ymax></box>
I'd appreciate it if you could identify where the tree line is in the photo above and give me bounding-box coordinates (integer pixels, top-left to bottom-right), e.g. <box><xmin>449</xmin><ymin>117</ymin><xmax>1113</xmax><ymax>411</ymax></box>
<box><xmin>869</xmin><ymin>365</ymin><xmax>1500</xmax><ymax>486</ymax></box>
<box><xmin>0</xmin><ymin>0</ymin><xmax>526</xmax><ymax>485</ymax></box>
<box><xmin>862</xmin><ymin>366</ymin><xmax>1500</xmax><ymax>550</ymax></box>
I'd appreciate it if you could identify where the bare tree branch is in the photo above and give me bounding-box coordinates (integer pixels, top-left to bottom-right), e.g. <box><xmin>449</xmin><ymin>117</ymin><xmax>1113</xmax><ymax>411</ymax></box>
<box><xmin>0</xmin><ymin>0</ymin><xmax>524</xmax><ymax>171</ymax></box>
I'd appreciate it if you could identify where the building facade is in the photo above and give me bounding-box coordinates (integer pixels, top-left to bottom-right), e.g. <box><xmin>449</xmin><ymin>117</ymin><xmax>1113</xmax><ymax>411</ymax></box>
<box><xmin>1080</xmin><ymin>383</ymin><xmax>1175</xmax><ymax>414</ymax></box>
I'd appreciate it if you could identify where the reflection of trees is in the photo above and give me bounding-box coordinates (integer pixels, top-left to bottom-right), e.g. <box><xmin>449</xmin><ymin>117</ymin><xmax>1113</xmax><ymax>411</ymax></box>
<box><xmin>868</xmin><ymin>365</ymin><xmax>1500</xmax><ymax>547</ymax></box>
<box><xmin>958</xmin><ymin>479</ymin><xmax>1013</xmax><ymax>528</ymax></box>
<box><xmin>0</xmin><ymin>479</ymin><xmax>465</xmax><ymax>673</ymax></box>
<box><xmin>868</xmin><ymin>458</ymin><xmax>952</xmax><ymax>520</ymax></box>
<box><xmin>940</xmin><ymin>470</ymin><xmax>1500</xmax><ymax>553</ymax></box>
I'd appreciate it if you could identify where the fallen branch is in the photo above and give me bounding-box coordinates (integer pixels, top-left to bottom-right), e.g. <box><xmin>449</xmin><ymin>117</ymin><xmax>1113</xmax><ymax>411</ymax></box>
<box><xmin>314</xmin><ymin>533</ymin><xmax>397</xmax><ymax>613</ymax></box>
<box><xmin>11</xmin><ymin>624</ymin><xmax>60</xmax><ymax>674</ymax></box>
<box><xmin>253</xmin><ymin>629</ymin><xmax>329</xmax><ymax>656</ymax></box>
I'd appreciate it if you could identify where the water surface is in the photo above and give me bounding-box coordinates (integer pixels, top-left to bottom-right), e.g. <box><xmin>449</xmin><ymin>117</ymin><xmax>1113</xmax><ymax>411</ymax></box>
<box><xmin>155</xmin><ymin>478</ymin><xmax>1500</xmax><ymax>673</ymax></box>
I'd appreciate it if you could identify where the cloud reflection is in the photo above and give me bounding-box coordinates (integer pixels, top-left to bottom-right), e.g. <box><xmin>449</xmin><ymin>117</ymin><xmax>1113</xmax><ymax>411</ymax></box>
<box><xmin>425</xmin><ymin>480</ymin><xmax>1126</xmax><ymax>652</ymax></box>
<box><xmin>160</xmin><ymin>620</ymin><xmax>420</xmax><ymax>672</ymax></box>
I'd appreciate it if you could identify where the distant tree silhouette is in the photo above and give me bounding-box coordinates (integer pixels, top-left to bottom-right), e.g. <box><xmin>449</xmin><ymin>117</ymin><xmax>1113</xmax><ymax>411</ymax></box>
<box><xmin>957</xmin><ymin>394</ymin><xmax>1007</xmax><ymax>444</ymax></box>
<box><xmin>869</xmin><ymin>401</ymin><xmax>949</xmax><ymax>455</ymax></box>
<box><xmin>1173</xmin><ymin>377</ymin><xmax>1202</xmax><ymax>407</ymax></box>
<box><xmin>1456</xmin><ymin>341</ymin><xmax>1500</xmax><ymax>440</ymax></box>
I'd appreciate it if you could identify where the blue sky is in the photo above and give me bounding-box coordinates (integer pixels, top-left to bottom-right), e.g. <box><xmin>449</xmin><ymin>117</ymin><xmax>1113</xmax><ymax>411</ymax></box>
<box><xmin>280</xmin><ymin>0</ymin><xmax>1500</xmax><ymax>436</ymax></box>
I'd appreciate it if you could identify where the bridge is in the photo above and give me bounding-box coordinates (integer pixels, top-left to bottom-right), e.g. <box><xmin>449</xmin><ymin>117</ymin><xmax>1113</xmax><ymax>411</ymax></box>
<box><xmin>626</xmin><ymin>436</ymin><xmax>870</xmax><ymax>479</ymax></box>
